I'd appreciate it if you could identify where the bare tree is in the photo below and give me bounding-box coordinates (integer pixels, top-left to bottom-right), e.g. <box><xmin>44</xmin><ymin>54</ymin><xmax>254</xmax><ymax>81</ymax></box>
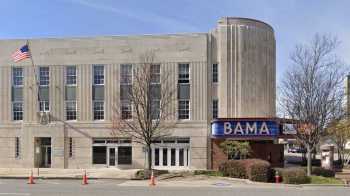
<box><xmin>111</xmin><ymin>50</ymin><xmax>177</xmax><ymax>171</ymax></box>
<box><xmin>280</xmin><ymin>34</ymin><xmax>346</xmax><ymax>176</ymax></box>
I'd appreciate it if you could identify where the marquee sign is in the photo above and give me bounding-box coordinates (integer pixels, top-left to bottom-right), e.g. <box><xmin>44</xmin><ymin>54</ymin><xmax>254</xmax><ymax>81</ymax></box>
<box><xmin>211</xmin><ymin>120</ymin><xmax>279</xmax><ymax>138</ymax></box>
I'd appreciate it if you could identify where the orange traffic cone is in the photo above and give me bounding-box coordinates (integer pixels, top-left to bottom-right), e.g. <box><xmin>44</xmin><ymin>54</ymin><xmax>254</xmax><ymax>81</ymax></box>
<box><xmin>27</xmin><ymin>170</ymin><xmax>35</xmax><ymax>184</ymax></box>
<box><xmin>149</xmin><ymin>170</ymin><xmax>156</xmax><ymax>186</ymax></box>
<box><xmin>82</xmin><ymin>170</ymin><xmax>88</xmax><ymax>185</ymax></box>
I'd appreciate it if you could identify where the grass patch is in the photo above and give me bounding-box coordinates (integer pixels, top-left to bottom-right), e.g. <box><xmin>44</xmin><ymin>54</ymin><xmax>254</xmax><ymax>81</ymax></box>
<box><xmin>309</xmin><ymin>176</ymin><xmax>344</xmax><ymax>184</ymax></box>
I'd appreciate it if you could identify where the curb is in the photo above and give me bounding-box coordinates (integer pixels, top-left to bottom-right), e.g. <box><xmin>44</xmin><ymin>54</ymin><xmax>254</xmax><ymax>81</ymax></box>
<box><xmin>0</xmin><ymin>176</ymin><xmax>130</xmax><ymax>180</ymax></box>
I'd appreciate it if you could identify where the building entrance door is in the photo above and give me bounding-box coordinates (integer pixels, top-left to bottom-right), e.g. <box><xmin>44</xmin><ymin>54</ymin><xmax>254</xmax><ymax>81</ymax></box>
<box><xmin>35</xmin><ymin>137</ymin><xmax>52</xmax><ymax>168</ymax></box>
<box><xmin>40</xmin><ymin>145</ymin><xmax>51</xmax><ymax>168</ymax></box>
<box><xmin>107</xmin><ymin>147</ymin><xmax>117</xmax><ymax>167</ymax></box>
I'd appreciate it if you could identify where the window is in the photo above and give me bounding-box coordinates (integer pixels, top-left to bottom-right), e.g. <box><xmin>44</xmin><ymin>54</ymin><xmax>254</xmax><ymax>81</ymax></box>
<box><xmin>66</xmin><ymin>66</ymin><xmax>76</xmax><ymax>85</ymax></box>
<box><xmin>15</xmin><ymin>137</ymin><xmax>20</xmax><ymax>158</ymax></box>
<box><xmin>178</xmin><ymin>63</ymin><xmax>189</xmax><ymax>83</ymax></box>
<box><xmin>12</xmin><ymin>102</ymin><xmax>23</xmax><ymax>121</ymax></box>
<box><xmin>178</xmin><ymin>100</ymin><xmax>189</xmax><ymax>119</ymax></box>
<box><xmin>118</xmin><ymin>146</ymin><xmax>132</xmax><ymax>165</ymax></box>
<box><xmin>12</xmin><ymin>68</ymin><xmax>23</xmax><ymax>86</ymax></box>
<box><xmin>121</xmin><ymin>101</ymin><xmax>132</xmax><ymax>120</ymax></box>
<box><xmin>120</xmin><ymin>64</ymin><xmax>132</xmax><ymax>84</ymax></box>
<box><xmin>66</xmin><ymin>101</ymin><xmax>77</xmax><ymax>120</ymax></box>
<box><xmin>120</xmin><ymin>64</ymin><xmax>133</xmax><ymax>120</ymax></box>
<box><xmin>39</xmin><ymin>101</ymin><xmax>50</xmax><ymax>112</ymax></box>
<box><xmin>151</xmin><ymin>100</ymin><xmax>160</xmax><ymax>120</ymax></box>
<box><xmin>69</xmin><ymin>138</ymin><xmax>73</xmax><ymax>158</ymax></box>
<box><xmin>171</xmin><ymin>148</ymin><xmax>176</xmax><ymax>166</ymax></box>
<box><xmin>93</xmin><ymin>65</ymin><xmax>104</xmax><ymax>85</ymax></box>
<box><xmin>92</xmin><ymin>146</ymin><xmax>106</xmax><ymax>164</ymax></box>
<box><xmin>155</xmin><ymin>148</ymin><xmax>160</xmax><ymax>166</ymax></box>
<box><xmin>151</xmin><ymin>64</ymin><xmax>160</xmax><ymax>84</ymax></box>
<box><xmin>93</xmin><ymin>101</ymin><xmax>104</xmax><ymax>120</ymax></box>
<box><xmin>213</xmin><ymin>99</ymin><xmax>218</xmax><ymax>119</ymax></box>
<box><xmin>39</xmin><ymin>67</ymin><xmax>49</xmax><ymax>86</ymax></box>
<box><xmin>212</xmin><ymin>63</ymin><xmax>218</xmax><ymax>83</ymax></box>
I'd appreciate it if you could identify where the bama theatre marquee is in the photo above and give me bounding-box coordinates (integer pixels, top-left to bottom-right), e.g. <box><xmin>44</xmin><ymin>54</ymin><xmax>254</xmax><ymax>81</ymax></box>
<box><xmin>211</xmin><ymin>119</ymin><xmax>280</xmax><ymax>139</ymax></box>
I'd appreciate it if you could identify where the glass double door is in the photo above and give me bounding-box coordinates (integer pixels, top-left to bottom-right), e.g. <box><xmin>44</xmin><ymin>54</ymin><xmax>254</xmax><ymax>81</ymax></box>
<box><xmin>153</xmin><ymin>147</ymin><xmax>189</xmax><ymax>168</ymax></box>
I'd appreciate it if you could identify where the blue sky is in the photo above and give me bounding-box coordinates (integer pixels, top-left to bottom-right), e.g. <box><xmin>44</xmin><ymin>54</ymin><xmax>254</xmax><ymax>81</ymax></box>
<box><xmin>0</xmin><ymin>0</ymin><xmax>349</xmax><ymax>82</ymax></box>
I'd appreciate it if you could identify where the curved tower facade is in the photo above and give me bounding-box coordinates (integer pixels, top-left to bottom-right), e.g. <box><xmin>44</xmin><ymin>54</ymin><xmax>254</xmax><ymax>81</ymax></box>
<box><xmin>210</xmin><ymin>17</ymin><xmax>276</xmax><ymax>118</ymax></box>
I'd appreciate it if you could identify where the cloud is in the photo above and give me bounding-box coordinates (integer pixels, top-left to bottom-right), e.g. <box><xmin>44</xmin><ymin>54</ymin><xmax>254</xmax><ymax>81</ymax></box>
<box><xmin>69</xmin><ymin>0</ymin><xmax>200</xmax><ymax>32</ymax></box>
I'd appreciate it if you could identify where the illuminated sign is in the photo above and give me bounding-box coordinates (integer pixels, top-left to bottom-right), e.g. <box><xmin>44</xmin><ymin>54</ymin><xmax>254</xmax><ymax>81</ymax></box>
<box><xmin>211</xmin><ymin>120</ymin><xmax>279</xmax><ymax>138</ymax></box>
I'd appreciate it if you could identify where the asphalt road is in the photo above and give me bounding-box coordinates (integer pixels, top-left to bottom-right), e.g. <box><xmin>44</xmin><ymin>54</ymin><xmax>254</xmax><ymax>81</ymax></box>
<box><xmin>0</xmin><ymin>179</ymin><xmax>349</xmax><ymax>196</ymax></box>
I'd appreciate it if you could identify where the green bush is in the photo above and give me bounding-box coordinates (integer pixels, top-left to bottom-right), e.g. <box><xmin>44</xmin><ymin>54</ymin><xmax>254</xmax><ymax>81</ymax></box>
<box><xmin>219</xmin><ymin>159</ymin><xmax>271</xmax><ymax>182</ymax></box>
<box><xmin>311</xmin><ymin>167</ymin><xmax>335</xmax><ymax>177</ymax></box>
<box><xmin>244</xmin><ymin>159</ymin><xmax>271</xmax><ymax>182</ymax></box>
<box><xmin>276</xmin><ymin>168</ymin><xmax>310</xmax><ymax>184</ymax></box>
<box><xmin>218</xmin><ymin>160</ymin><xmax>246</xmax><ymax>179</ymax></box>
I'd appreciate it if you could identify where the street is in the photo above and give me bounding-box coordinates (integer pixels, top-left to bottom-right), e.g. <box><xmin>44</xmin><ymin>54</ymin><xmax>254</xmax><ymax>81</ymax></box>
<box><xmin>0</xmin><ymin>179</ymin><xmax>348</xmax><ymax>196</ymax></box>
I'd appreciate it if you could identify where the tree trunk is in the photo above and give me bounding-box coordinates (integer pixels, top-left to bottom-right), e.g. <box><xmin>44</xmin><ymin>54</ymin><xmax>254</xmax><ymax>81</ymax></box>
<box><xmin>147</xmin><ymin>144</ymin><xmax>152</xmax><ymax>171</ymax></box>
<box><xmin>306</xmin><ymin>145</ymin><xmax>312</xmax><ymax>176</ymax></box>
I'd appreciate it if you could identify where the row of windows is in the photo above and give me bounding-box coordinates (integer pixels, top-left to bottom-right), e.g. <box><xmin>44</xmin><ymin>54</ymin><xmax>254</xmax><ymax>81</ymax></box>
<box><xmin>11</xmin><ymin>63</ymin><xmax>219</xmax><ymax>87</ymax></box>
<box><xmin>10</xmin><ymin>63</ymin><xmax>219</xmax><ymax>121</ymax></box>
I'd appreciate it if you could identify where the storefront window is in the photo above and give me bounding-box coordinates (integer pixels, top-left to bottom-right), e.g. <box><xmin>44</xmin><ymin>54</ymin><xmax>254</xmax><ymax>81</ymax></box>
<box><xmin>92</xmin><ymin>146</ymin><xmax>106</xmax><ymax>164</ymax></box>
<box><xmin>118</xmin><ymin>146</ymin><xmax>132</xmax><ymax>165</ymax></box>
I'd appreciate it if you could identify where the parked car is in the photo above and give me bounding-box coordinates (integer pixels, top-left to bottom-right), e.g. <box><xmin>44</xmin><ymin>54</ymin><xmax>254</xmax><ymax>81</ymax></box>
<box><xmin>288</xmin><ymin>147</ymin><xmax>306</xmax><ymax>153</ymax></box>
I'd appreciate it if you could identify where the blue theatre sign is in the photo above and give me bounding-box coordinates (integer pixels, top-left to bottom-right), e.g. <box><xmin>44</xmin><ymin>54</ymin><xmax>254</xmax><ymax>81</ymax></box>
<box><xmin>211</xmin><ymin>119</ymin><xmax>280</xmax><ymax>138</ymax></box>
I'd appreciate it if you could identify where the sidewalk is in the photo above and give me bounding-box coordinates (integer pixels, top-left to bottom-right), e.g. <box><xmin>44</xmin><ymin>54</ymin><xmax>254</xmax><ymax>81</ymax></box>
<box><xmin>0</xmin><ymin>168</ymin><xmax>138</xmax><ymax>179</ymax></box>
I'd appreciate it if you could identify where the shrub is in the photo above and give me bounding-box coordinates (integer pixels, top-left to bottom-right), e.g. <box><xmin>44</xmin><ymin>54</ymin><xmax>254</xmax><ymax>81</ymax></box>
<box><xmin>276</xmin><ymin>168</ymin><xmax>310</xmax><ymax>184</ymax></box>
<box><xmin>244</xmin><ymin>159</ymin><xmax>271</xmax><ymax>182</ymax></box>
<box><xmin>311</xmin><ymin>167</ymin><xmax>335</xmax><ymax>177</ymax></box>
<box><xmin>218</xmin><ymin>160</ymin><xmax>246</xmax><ymax>179</ymax></box>
<box><xmin>219</xmin><ymin>159</ymin><xmax>271</xmax><ymax>182</ymax></box>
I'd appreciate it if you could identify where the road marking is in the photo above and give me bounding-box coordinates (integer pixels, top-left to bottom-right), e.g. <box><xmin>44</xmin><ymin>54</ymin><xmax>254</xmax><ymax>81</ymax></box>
<box><xmin>0</xmin><ymin>193</ymin><xmax>30</xmax><ymax>196</ymax></box>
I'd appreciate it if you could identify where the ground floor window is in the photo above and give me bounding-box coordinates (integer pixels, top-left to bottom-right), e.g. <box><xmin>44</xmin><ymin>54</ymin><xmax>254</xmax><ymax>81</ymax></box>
<box><xmin>92</xmin><ymin>138</ymin><xmax>132</xmax><ymax>166</ymax></box>
<box><xmin>92</xmin><ymin>146</ymin><xmax>107</xmax><ymax>164</ymax></box>
<box><xmin>152</xmin><ymin>138</ymin><xmax>190</xmax><ymax>168</ymax></box>
<box><xmin>118</xmin><ymin>146</ymin><xmax>132</xmax><ymax>165</ymax></box>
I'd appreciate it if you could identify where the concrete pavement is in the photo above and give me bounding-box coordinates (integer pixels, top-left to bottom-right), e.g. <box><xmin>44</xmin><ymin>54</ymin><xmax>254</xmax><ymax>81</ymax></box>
<box><xmin>0</xmin><ymin>168</ymin><xmax>138</xmax><ymax>179</ymax></box>
<box><xmin>0</xmin><ymin>179</ymin><xmax>349</xmax><ymax>196</ymax></box>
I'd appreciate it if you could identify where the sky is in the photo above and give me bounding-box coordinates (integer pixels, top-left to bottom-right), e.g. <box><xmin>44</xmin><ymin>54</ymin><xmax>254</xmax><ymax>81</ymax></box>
<box><xmin>0</xmin><ymin>0</ymin><xmax>349</xmax><ymax>82</ymax></box>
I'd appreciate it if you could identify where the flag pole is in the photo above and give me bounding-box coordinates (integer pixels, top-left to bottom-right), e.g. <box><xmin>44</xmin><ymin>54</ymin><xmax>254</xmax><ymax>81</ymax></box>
<box><xmin>26</xmin><ymin>39</ymin><xmax>40</xmax><ymax>177</ymax></box>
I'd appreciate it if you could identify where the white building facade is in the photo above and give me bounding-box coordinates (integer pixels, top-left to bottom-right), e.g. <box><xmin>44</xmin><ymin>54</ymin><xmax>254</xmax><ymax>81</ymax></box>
<box><xmin>0</xmin><ymin>17</ymin><xmax>276</xmax><ymax>169</ymax></box>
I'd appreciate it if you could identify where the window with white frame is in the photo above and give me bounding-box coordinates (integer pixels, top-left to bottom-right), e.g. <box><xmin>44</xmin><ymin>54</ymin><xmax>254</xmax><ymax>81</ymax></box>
<box><xmin>12</xmin><ymin>67</ymin><xmax>23</xmax><ymax>86</ymax></box>
<box><xmin>66</xmin><ymin>66</ymin><xmax>77</xmax><ymax>85</ymax></box>
<box><xmin>213</xmin><ymin>99</ymin><xmax>218</xmax><ymax>119</ymax></box>
<box><xmin>39</xmin><ymin>67</ymin><xmax>49</xmax><ymax>86</ymax></box>
<box><xmin>178</xmin><ymin>100</ymin><xmax>189</xmax><ymax>119</ymax></box>
<box><xmin>12</xmin><ymin>67</ymin><xmax>23</xmax><ymax>121</ymax></box>
<box><xmin>212</xmin><ymin>63</ymin><xmax>218</xmax><ymax>83</ymax></box>
<box><xmin>151</xmin><ymin>100</ymin><xmax>160</xmax><ymax>120</ymax></box>
<box><xmin>66</xmin><ymin>101</ymin><xmax>77</xmax><ymax>120</ymax></box>
<box><xmin>178</xmin><ymin>63</ymin><xmax>189</xmax><ymax>84</ymax></box>
<box><xmin>93</xmin><ymin>65</ymin><xmax>104</xmax><ymax>85</ymax></box>
<box><xmin>151</xmin><ymin>64</ymin><xmax>160</xmax><ymax>84</ymax></box>
<box><xmin>121</xmin><ymin>100</ymin><xmax>132</xmax><ymax>120</ymax></box>
<box><xmin>93</xmin><ymin>101</ymin><xmax>104</xmax><ymax>120</ymax></box>
<box><xmin>12</xmin><ymin>102</ymin><xmax>23</xmax><ymax>121</ymax></box>
<box><xmin>120</xmin><ymin>64</ymin><xmax>132</xmax><ymax>85</ymax></box>
<box><xmin>39</xmin><ymin>101</ymin><xmax>50</xmax><ymax>112</ymax></box>
<box><xmin>178</xmin><ymin>63</ymin><xmax>190</xmax><ymax>120</ymax></box>
<box><xmin>15</xmin><ymin>137</ymin><xmax>20</xmax><ymax>158</ymax></box>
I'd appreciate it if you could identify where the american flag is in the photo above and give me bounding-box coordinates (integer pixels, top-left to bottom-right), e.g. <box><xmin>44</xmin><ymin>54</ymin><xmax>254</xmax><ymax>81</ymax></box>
<box><xmin>12</xmin><ymin>44</ymin><xmax>31</xmax><ymax>62</ymax></box>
